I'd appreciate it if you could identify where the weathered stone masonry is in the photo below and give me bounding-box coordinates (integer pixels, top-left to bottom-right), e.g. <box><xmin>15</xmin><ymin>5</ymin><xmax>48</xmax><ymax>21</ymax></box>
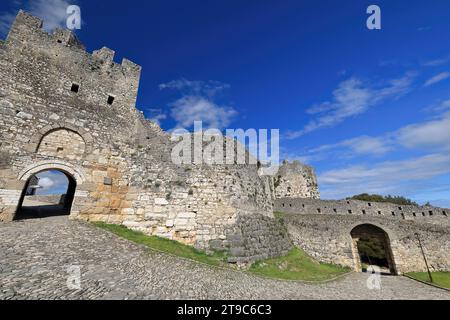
<box><xmin>275</xmin><ymin>198</ymin><xmax>450</xmax><ymax>274</ymax></box>
<box><xmin>0</xmin><ymin>11</ymin><xmax>291</xmax><ymax>263</ymax></box>
<box><xmin>274</xmin><ymin>160</ymin><xmax>319</xmax><ymax>200</ymax></box>
<box><xmin>1</xmin><ymin>10</ymin><xmax>447</xmax><ymax>273</ymax></box>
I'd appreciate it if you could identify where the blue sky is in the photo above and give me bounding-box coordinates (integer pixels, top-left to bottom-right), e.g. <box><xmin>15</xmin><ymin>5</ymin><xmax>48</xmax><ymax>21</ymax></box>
<box><xmin>1</xmin><ymin>0</ymin><xmax>450</xmax><ymax>206</ymax></box>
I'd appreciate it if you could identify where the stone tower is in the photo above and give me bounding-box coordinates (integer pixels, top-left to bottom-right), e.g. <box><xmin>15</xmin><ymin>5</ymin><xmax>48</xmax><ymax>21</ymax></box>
<box><xmin>274</xmin><ymin>160</ymin><xmax>320</xmax><ymax>199</ymax></box>
<box><xmin>0</xmin><ymin>10</ymin><xmax>291</xmax><ymax>263</ymax></box>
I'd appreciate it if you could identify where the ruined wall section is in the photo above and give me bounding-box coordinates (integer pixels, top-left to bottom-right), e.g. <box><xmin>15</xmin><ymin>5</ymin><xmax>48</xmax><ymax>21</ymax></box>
<box><xmin>284</xmin><ymin>214</ymin><xmax>450</xmax><ymax>274</ymax></box>
<box><xmin>0</xmin><ymin>11</ymin><xmax>291</xmax><ymax>263</ymax></box>
<box><xmin>117</xmin><ymin>120</ymin><xmax>278</xmax><ymax>255</ymax></box>
<box><xmin>274</xmin><ymin>161</ymin><xmax>320</xmax><ymax>199</ymax></box>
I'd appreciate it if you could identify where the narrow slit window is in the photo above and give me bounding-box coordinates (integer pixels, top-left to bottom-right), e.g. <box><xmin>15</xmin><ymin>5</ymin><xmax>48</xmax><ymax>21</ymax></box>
<box><xmin>71</xmin><ymin>83</ymin><xmax>79</xmax><ymax>93</ymax></box>
<box><xmin>107</xmin><ymin>95</ymin><xmax>115</xmax><ymax>105</ymax></box>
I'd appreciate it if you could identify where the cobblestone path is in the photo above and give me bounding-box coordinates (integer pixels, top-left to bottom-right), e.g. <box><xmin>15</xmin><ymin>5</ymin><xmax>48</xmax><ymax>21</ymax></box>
<box><xmin>1</xmin><ymin>217</ymin><xmax>449</xmax><ymax>300</ymax></box>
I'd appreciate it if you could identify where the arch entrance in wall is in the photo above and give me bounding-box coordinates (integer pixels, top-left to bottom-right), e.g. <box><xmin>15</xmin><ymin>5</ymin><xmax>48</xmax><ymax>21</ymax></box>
<box><xmin>350</xmin><ymin>224</ymin><xmax>397</xmax><ymax>275</ymax></box>
<box><xmin>14</xmin><ymin>161</ymin><xmax>85</xmax><ymax>220</ymax></box>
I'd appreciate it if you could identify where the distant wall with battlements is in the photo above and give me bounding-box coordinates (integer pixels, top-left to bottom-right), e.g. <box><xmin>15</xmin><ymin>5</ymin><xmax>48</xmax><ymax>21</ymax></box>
<box><xmin>275</xmin><ymin>198</ymin><xmax>450</xmax><ymax>274</ymax></box>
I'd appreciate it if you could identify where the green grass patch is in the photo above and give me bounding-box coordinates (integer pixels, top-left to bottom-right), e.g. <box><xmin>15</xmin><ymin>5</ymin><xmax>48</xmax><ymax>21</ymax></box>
<box><xmin>407</xmin><ymin>272</ymin><xmax>450</xmax><ymax>290</ymax></box>
<box><xmin>94</xmin><ymin>222</ymin><xmax>350</xmax><ymax>282</ymax></box>
<box><xmin>249</xmin><ymin>247</ymin><xmax>350</xmax><ymax>281</ymax></box>
<box><xmin>273</xmin><ymin>211</ymin><xmax>286</xmax><ymax>220</ymax></box>
<box><xmin>93</xmin><ymin>222</ymin><xmax>228</xmax><ymax>267</ymax></box>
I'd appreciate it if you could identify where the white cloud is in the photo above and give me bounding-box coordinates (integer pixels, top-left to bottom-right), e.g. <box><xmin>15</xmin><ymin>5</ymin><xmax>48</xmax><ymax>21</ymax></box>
<box><xmin>0</xmin><ymin>0</ymin><xmax>78</xmax><ymax>36</ymax></box>
<box><xmin>145</xmin><ymin>108</ymin><xmax>167</xmax><ymax>125</ymax></box>
<box><xmin>35</xmin><ymin>170</ymin><xmax>69</xmax><ymax>194</ymax></box>
<box><xmin>29</xmin><ymin>0</ymin><xmax>74</xmax><ymax>31</ymax></box>
<box><xmin>397</xmin><ymin>112</ymin><xmax>450</xmax><ymax>150</ymax></box>
<box><xmin>298</xmin><ymin>111</ymin><xmax>450</xmax><ymax>162</ymax></box>
<box><xmin>424</xmin><ymin>72</ymin><xmax>450</xmax><ymax>87</ymax></box>
<box><xmin>309</xmin><ymin>135</ymin><xmax>393</xmax><ymax>157</ymax></box>
<box><xmin>319</xmin><ymin>153</ymin><xmax>450</xmax><ymax>200</ymax></box>
<box><xmin>170</xmin><ymin>96</ymin><xmax>236</xmax><ymax>129</ymax></box>
<box><xmin>159</xmin><ymin>79</ymin><xmax>230</xmax><ymax>97</ymax></box>
<box><xmin>38</xmin><ymin>177</ymin><xmax>54</xmax><ymax>189</ymax></box>
<box><xmin>287</xmin><ymin>74</ymin><xmax>414</xmax><ymax>139</ymax></box>
<box><xmin>160</xmin><ymin>78</ymin><xmax>237</xmax><ymax>130</ymax></box>
<box><xmin>423</xmin><ymin>57</ymin><xmax>450</xmax><ymax>67</ymax></box>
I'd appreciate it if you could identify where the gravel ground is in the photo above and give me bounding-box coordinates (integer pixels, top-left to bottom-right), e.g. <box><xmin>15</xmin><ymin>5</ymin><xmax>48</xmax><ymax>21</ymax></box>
<box><xmin>1</xmin><ymin>216</ymin><xmax>448</xmax><ymax>300</ymax></box>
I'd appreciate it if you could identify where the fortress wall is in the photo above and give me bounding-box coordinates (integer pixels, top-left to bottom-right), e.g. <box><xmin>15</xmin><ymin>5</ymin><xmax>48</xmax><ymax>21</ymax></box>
<box><xmin>284</xmin><ymin>214</ymin><xmax>450</xmax><ymax>274</ymax></box>
<box><xmin>0</xmin><ymin>11</ymin><xmax>290</xmax><ymax>262</ymax></box>
<box><xmin>274</xmin><ymin>161</ymin><xmax>320</xmax><ymax>200</ymax></box>
<box><xmin>275</xmin><ymin>198</ymin><xmax>450</xmax><ymax>226</ymax></box>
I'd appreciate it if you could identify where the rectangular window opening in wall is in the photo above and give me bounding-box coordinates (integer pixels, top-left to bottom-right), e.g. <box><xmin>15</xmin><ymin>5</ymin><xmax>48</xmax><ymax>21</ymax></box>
<box><xmin>107</xmin><ymin>95</ymin><xmax>115</xmax><ymax>105</ymax></box>
<box><xmin>348</xmin><ymin>210</ymin><xmax>352</xmax><ymax>214</ymax></box>
<box><xmin>443</xmin><ymin>211</ymin><xmax>448</xmax><ymax>216</ymax></box>
<box><xmin>398</xmin><ymin>207</ymin><xmax>403</xmax><ymax>211</ymax></box>
<box><xmin>289</xmin><ymin>204</ymin><xmax>292</xmax><ymax>207</ymax></box>
<box><xmin>422</xmin><ymin>212</ymin><xmax>425</xmax><ymax>217</ymax></box>
<box><xmin>362</xmin><ymin>210</ymin><xmax>366</xmax><ymax>215</ymax></box>
<box><xmin>282</xmin><ymin>203</ymin><xmax>285</xmax><ymax>207</ymax></box>
<box><xmin>378</xmin><ymin>211</ymin><xmax>382</xmax><ymax>215</ymax></box>
<box><xmin>333</xmin><ymin>208</ymin><xmax>337</xmax><ymax>213</ymax></box>
<box><xmin>71</xmin><ymin>83</ymin><xmax>79</xmax><ymax>93</ymax></box>
<box><xmin>392</xmin><ymin>212</ymin><xmax>395</xmax><ymax>216</ymax></box>
<box><xmin>429</xmin><ymin>211</ymin><xmax>433</xmax><ymax>216</ymax></box>
<box><xmin>401</xmin><ymin>213</ymin><xmax>405</xmax><ymax>219</ymax></box>
<box><xmin>302</xmin><ymin>204</ymin><xmax>305</xmax><ymax>208</ymax></box>
<box><xmin>368</xmin><ymin>203</ymin><xmax>372</xmax><ymax>207</ymax></box>
<box><xmin>413</xmin><ymin>212</ymin><xmax>416</xmax><ymax>217</ymax></box>
<box><xmin>317</xmin><ymin>208</ymin><xmax>321</xmax><ymax>213</ymax></box>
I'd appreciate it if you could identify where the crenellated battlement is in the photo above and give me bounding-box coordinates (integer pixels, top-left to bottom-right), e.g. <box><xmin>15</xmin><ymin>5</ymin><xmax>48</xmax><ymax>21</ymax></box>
<box><xmin>275</xmin><ymin>197</ymin><xmax>450</xmax><ymax>225</ymax></box>
<box><xmin>3</xmin><ymin>10</ymin><xmax>141</xmax><ymax>97</ymax></box>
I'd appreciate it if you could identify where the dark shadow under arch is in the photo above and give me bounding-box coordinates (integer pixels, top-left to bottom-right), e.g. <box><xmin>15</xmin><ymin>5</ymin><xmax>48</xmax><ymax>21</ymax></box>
<box><xmin>351</xmin><ymin>224</ymin><xmax>397</xmax><ymax>275</ymax></box>
<box><xmin>15</xmin><ymin>169</ymin><xmax>77</xmax><ymax>220</ymax></box>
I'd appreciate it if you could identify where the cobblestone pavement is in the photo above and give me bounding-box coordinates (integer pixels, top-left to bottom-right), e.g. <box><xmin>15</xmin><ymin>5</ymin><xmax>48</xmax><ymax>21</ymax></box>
<box><xmin>1</xmin><ymin>217</ymin><xmax>449</xmax><ymax>300</ymax></box>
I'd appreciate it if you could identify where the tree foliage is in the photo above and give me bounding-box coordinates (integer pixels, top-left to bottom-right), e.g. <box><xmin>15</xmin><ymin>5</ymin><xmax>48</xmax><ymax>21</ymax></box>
<box><xmin>347</xmin><ymin>193</ymin><xmax>419</xmax><ymax>206</ymax></box>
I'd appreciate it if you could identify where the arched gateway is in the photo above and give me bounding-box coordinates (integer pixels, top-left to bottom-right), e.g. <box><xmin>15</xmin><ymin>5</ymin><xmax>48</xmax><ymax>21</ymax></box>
<box><xmin>14</xmin><ymin>161</ymin><xmax>85</xmax><ymax>220</ymax></box>
<box><xmin>350</xmin><ymin>224</ymin><xmax>397</xmax><ymax>275</ymax></box>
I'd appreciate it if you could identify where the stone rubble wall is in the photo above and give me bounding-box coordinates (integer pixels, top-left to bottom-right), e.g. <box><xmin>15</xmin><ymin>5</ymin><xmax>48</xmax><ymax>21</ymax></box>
<box><xmin>284</xmin><ymin>213</ymin><xmax>450</xmax><ymax>274</ymax></box>
<box><xmin>274</xmin><ymin>198</ymin><xmax>450</xmax><ymax>226</ymax></box>
<box><xmin>0</xmin><ymin>10</ymin><xmax>290</xmax><ymax>262</ymax></box>
<box><xmin>274</xmin><ymin>161</ymin><xmax>320</xmax><ymax>199</ymax></box>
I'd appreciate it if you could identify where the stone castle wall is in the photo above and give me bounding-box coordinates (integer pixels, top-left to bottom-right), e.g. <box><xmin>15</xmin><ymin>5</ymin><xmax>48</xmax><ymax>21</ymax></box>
<box><xmin>284</xmin><ymin>214</ymin><xmax>450</xmax><ymax>274</ymax></box>
<box><xmin>275</xmin><ymin>198</ymin><xmax>450</xmax><ymax>274</ymax></box>
<box><xmin>274</xmin><ymin>161</ymin><xmax>320</xmax><ymax>199</ymax></box>
<box><xmin>274</xmin><ymin>198</ymin><xmax>450</xmax><ymax>225</ymax></box>
<box><xmin>0</xmin><ymin>10</ymin><xmax>290</xmax><ymax>263</ymax></box>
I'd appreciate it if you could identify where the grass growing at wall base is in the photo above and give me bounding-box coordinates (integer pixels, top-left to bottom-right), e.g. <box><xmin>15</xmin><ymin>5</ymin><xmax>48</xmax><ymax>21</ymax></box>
<box><xmin>92</xmin><ymin>222</ymin><xmax>228</xmax><ymax>267</ymax></box>
<box><xmin>249</xmin><ymin>247</ymin><xmax>350</xmax><ymax>281</ymax></box>
<box><xmin>406</xmin><ymin>272</ymin><xmax>450</xmax><ymax>290</ymax></box>
<box><xmin>93</xmin><ymin>222</ymin><xmax>349</xmax><ymax>282</ymax></box>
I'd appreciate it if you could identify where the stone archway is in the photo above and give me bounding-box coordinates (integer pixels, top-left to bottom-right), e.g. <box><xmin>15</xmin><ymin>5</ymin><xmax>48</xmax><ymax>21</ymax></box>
<box><xmin>14</xmin><ymin>161</ymin><xmax>86</xmax><ymax>220</ymax></box>
<box><xmin>350</xmin><ymin>224</ymin><xmax>397</xmax><ymax>275</ymax></box>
